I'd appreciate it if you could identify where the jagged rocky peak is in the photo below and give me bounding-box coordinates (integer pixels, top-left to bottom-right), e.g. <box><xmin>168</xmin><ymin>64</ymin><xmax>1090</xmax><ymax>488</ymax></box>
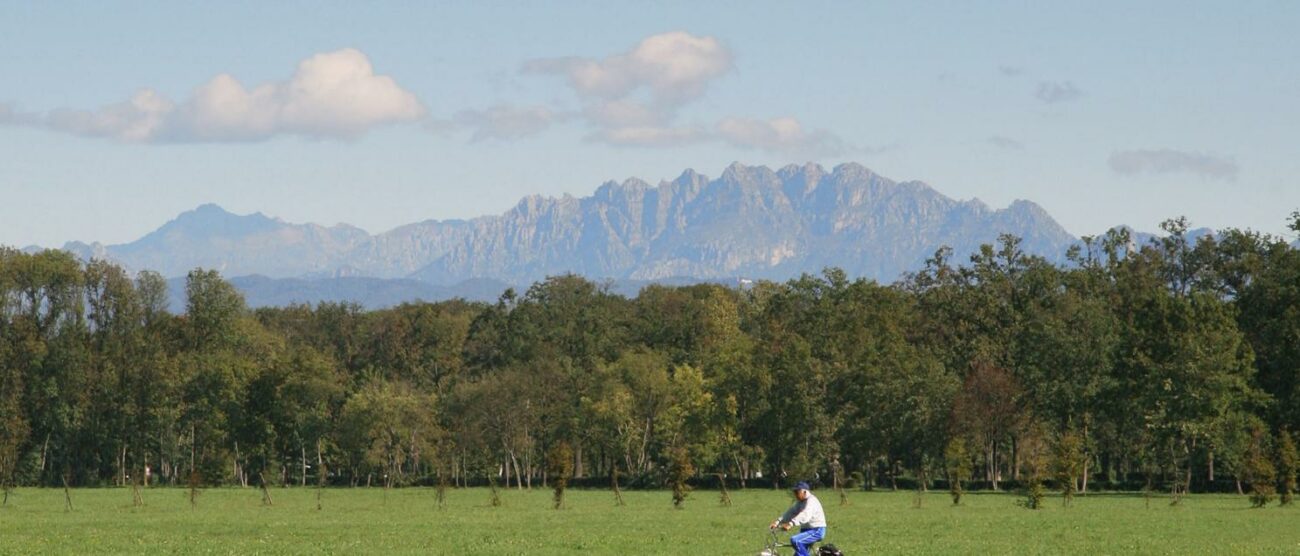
<box><xmin>720</xmin><ymin>161</ymin><xmax>780</xmax><ymax>182</ymax></box>
<box><xmin>155</xmin><ymin>203</ymin><xmax>280</xmax><ymax>237</ymax></box>
<box><xmin>54</xmin><ymin>161</ymin><xmax>1088</xmax><ymax>288</ymax></box>
<box><xmin>830</xmin><ymin>162</ymin><xmax>873</xmax><ymax>180</ymax></box>
<box><xmin>777</xmin><ymin>162</ymin><xmax>827</xmax><ymax>180</ymax></box>
<box><xmin>961</xmin><ymin>197</ymin><xmax>992</xmax><ymax>213</ymax></box>
<box><xmin>1005</xmin><ymin>199</ymin><xmax>1054</xmax><ymax>219</ymax></box>
<box><xmin>593</xmin><ymin>177</ymin><xmax>652</xmax><ymax>202</ymax></box>
<box><xmin>677</xmin><ymin>167</ymin><xmax>704</xmax><ymax>182</ymax></box>
<box><xmin>658</xmin><ymin>168</ymin><xmax>709</xmax><ymax>197</ymax></box>
<box><xmin>777</xmin><ymin>162</ymin><xmax>828</xmax><ymax>198</ymax></box>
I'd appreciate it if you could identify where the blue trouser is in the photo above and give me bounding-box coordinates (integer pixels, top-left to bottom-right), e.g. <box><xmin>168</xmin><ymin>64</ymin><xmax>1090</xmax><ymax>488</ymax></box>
<box><xmin>790</xmin><ymin>527</ymin><xmax>825</xmax><ymax>556</ymax></box>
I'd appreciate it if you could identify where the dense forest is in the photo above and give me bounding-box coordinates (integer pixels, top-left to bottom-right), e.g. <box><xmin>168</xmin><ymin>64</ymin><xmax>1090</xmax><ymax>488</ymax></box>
<box><xmin>1</xmin><ymin>216</ymin><xmax>1298</xmax><ymax>503</ymax></box>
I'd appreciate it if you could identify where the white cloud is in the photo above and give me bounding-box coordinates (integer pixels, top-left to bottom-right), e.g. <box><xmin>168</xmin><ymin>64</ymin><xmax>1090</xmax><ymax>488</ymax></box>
<box><xmin>1109</xmin><ymin>149</ymin><xmax>1238</xmax><ymax>181</ymax></box>
<box><xmin>9</xmin><ymin>48</ymin><xmax>425</xmax><ymax>142</ymax></box>
<box><xmin>716</xmin><ymin>116</ymin><xmax>850</xmax><ymax>156</ymax></box>
<box><xmin>511</xmin><ymin>31</ymin><xmax>869</xmax><ymax>155</ymax></box>
<box><xmin>1035</xmin><ymin>80</ymin><xmax>1084</xmax><ymax>103</ymax></box>
<box><xmin>519</xmin><ymin>31</ymin><xmax>740</xmax><ymax>148</ymax></box>
<box><xmin>47</xmin><ymin>89</ymin><xmax>175</xmax><ymax>141</ymax></box>
<box><xmin>525</xmin><ymin>31</ymin><xmax>732</xmax><ymax>105</ymax></box>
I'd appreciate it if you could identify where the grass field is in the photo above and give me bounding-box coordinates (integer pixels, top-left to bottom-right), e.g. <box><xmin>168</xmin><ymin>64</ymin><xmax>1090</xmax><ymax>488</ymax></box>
<box><xmin>0</xmin><ymin>486</ymin><xmax>1297</xmax><ymax>554</ymax></box>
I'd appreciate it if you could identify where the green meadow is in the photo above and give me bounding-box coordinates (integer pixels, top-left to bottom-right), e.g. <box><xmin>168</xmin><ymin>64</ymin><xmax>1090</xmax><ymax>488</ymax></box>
<box><xmin>1</xmin><ymin>488</ymin><xmax>1297</xmax><ymax>554</ymax></box>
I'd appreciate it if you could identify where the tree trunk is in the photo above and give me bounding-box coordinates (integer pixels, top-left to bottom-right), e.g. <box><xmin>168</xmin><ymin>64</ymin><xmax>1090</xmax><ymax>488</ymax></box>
<box><xmin>40</xmin><ymin>434</ymin><xmax>49</xmax><ymax>473</ymax></box>
<box><xmin>1081</xmin><ymin>457</ymin><xmax>1089</xmax><ymax>494</ymax></box>
<box><xmin>1011</xmin><ymin>437</ymin><xmax>1020</xmax><ymax>480</ymax></box>
<box><xmin>990</xmin><ymin>441</ymin><xmax>1000</xmax><ymax>491</ymax></box>
<box><xmin>510</xmin><ymin>451</ymin><xmax>524</xmax><ymax>491</ymax></box>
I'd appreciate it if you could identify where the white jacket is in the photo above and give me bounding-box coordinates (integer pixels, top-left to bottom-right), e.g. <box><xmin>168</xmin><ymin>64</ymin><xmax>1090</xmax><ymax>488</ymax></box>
<box><xmin>778</xmin><ymin>492</ymin><xmax>826</xmax><ymax>528</ymax></box>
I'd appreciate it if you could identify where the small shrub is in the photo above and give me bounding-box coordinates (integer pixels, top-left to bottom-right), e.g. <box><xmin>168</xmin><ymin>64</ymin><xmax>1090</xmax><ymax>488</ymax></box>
<box><xmin>1053</xmin><ymin>431</ymin><xmax>1084</xmax><ymax>508</ymax></box>
<box><xmin>847</xmin><ymin>471</ymin><xmax>864</xmax><ymax>490</ymax></box>
<box><xmin>945</xmin><ymin>437</ymin><xmax>971</xmax><ymax>506</ymax></box>
<box><xmin>1244</xmin><ymin>423</ymin><xmax>1276</xmax><ymax>508</ymax></box>
<box><xmin>547</xmin><ymin>442</ymin><xmax>574</xmax><ymax>510</ymax></box>
<box><xmin>667</xmin><ymin>447</ymin><xmax>694</xmax><ymax>509</ymax></box>
<box><xmin>1018</xmin><ymin>424</ymin><xmax>1049</xmax><ymax>510</ymax></box>
<box><xmin>1278</xmin><ymin>430</ymin><xmax>1297</xmax><ymax>506</ymax></box>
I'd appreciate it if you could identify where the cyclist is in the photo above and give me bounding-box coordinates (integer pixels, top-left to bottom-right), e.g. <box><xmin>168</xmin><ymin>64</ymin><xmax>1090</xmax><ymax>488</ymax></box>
<box><xmin>768</xmin><ymin>481</ymin><xmax>826</xmax><ymax>556</ymax></box>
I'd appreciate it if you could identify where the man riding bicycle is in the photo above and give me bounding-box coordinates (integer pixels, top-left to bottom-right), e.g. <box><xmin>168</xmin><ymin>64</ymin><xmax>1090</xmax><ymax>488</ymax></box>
<box><xmin>769</xmin><ymin>481</ymin><xmax>826</xmax><ymax>556</ymax></box>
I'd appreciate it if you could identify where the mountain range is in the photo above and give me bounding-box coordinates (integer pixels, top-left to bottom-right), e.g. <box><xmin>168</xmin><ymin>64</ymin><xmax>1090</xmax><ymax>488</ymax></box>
<box><xmin>23</xmin><ymin>161</ymin><xmax>1195</xmax><ymax>308</ymax></box>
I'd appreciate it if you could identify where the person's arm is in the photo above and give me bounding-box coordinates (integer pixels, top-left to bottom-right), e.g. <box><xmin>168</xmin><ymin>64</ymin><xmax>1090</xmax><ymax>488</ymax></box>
<box><xmin>772</xmin><ymin>500</ymin><xmax>805</xmax><ymax>528</ymax></box>
<box><xmin>786</xmin><ymin>501</ymin><xmax>811</xmax><ymax>527</ymax></box>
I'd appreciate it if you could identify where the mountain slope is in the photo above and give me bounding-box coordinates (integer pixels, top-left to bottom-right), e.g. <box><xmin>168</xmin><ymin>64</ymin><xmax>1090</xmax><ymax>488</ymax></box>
<box><xmin>54</xmin><ymin>162</ymin><xmax>1082</xmax><ymax>285</ymax></box>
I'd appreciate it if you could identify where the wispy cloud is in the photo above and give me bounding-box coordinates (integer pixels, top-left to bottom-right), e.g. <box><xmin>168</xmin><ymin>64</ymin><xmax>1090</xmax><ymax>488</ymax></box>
<box><xmin>1108</xmin><ymin>149</ymin><xmax>1238</xmax><ymax>181</ymax></box>
<box><xmin>514</xmin><ymin>31</ymin><xmax>859</xmax><ymax>156</ymax></box>
<box><xmin>1035</xmin><ymin>80</ymin><xmax>1084</xmax><ymax>103</ymax></box>
<box><xmin>0</xmin><ymin>102</ymin><xmax>40</xmax><ymax>125</ymax></box>
<box><xmin>716</xmin><ymin>117</ymin><xmax>851</xmax><ymax>157</ymax></box>
<box><xmin>451</xmin><ymin>104</ymin><xmax>570</xmax><ymax>142</ymax></box>
<box><xmin>3</xmin><ymin>49</ymin><xmax>426</xmax><ymax>142</ymax></box>
<box><xmin>987</xmin><ymin>136</ymin><xmax>1024</xmax><ymax>150</ymax></box>
<box><xmin>590</xmin><ymin>125</ymin><xmax>709</xmax><ymax>147</ymax></box>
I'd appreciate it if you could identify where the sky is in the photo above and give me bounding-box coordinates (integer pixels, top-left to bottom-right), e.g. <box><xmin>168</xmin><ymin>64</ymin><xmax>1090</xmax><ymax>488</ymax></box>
<box><xmin>2</xmin><ymin>0</ymin><xmax>1297</xmax><ymax>247</ymax></box>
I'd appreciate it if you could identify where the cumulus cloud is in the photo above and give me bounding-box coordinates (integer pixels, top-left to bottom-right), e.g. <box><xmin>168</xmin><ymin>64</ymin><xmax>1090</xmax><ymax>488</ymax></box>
<box><xmin>987</xmin><ymin>136</ymin><xmax>1024</xmax><ymax>150</ymax></box>
<box><xmin>522</xmin><ymin>31</ymin><xmax>747</xmax><ymax>147</ymax></box>
<box><xmin>1035</xmin><ymin>80</ymin><xmax>1083</xmax><ymax>103</ymax></box>
<box><xmin>524</xmin><ymin>31</ymin><xmax>733</xmax><ymax>105</ymax></box>
<box><xmin>1109</xmin><ymin>149</ymin><xmax>1238</xmax><ymax>181</ymax></box>
<box><xmin>46</xmin><ymin>89</ymin><xmax>176</xmax><ymax>141</ymax></box>
<box><xmin>7</xmin><ymin>49</ymin><xmax>425</xmax><ymax>142</ymax></box>
<box><xmin>431</xmin><ymin>31</ymin><xmax>862</xmax><ymax>155</ymax></box>
<box><xmin>716</xmin><ymin>116</ymin><xmax>851</xmax><ymax>156</ymax></box>
<box><xmin>451</xmin><ymin>104</ymin><xmax>568</xmax><ymax>141</ymax></box>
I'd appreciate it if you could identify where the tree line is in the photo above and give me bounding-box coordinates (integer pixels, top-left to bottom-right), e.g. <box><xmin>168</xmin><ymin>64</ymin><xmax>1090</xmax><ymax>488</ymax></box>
<box><xmin>1</xmin><ymin>215</ymin><xmax>1298</xmax><ymax>506</ymax></box>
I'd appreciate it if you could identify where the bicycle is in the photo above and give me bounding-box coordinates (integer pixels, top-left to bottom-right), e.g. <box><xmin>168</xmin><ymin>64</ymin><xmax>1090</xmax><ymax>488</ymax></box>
<box><xmin>755</xmin><ymin>528</ymin><xmax>844</xmax><ymax>556</ymax></box>
<box><xmin>756</xmin><ymin>528</ymin><xmax>790</xmax><ymax>556</ymax></box>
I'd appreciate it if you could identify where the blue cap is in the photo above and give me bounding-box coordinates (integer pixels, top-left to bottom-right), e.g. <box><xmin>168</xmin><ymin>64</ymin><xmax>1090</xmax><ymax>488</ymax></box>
<box><xmin>792</xmin><ymin>481</ymin><xmax>811</xmax><ymax>492</ymax></box>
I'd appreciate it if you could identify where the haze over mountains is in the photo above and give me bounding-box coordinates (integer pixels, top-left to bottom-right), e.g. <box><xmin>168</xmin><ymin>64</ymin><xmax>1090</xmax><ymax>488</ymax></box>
<box><xmin>28</xmin><ymin>162</ymin><xmax>1173</xmax><ymax>307</ymax></box>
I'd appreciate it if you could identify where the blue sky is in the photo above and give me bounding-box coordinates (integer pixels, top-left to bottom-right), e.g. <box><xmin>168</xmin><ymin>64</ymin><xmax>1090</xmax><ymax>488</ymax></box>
<box><xmin>2</xmin><ymin>0</ymin><xmax>1297</xmax><ymax>247</ymax></box>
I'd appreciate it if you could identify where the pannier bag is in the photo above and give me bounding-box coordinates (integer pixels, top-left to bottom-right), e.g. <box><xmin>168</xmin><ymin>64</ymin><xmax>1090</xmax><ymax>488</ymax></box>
<box><xmin>818</xmin><ymin>544</ymin><xmax>844</xmax><ymax>556</ymax></box>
